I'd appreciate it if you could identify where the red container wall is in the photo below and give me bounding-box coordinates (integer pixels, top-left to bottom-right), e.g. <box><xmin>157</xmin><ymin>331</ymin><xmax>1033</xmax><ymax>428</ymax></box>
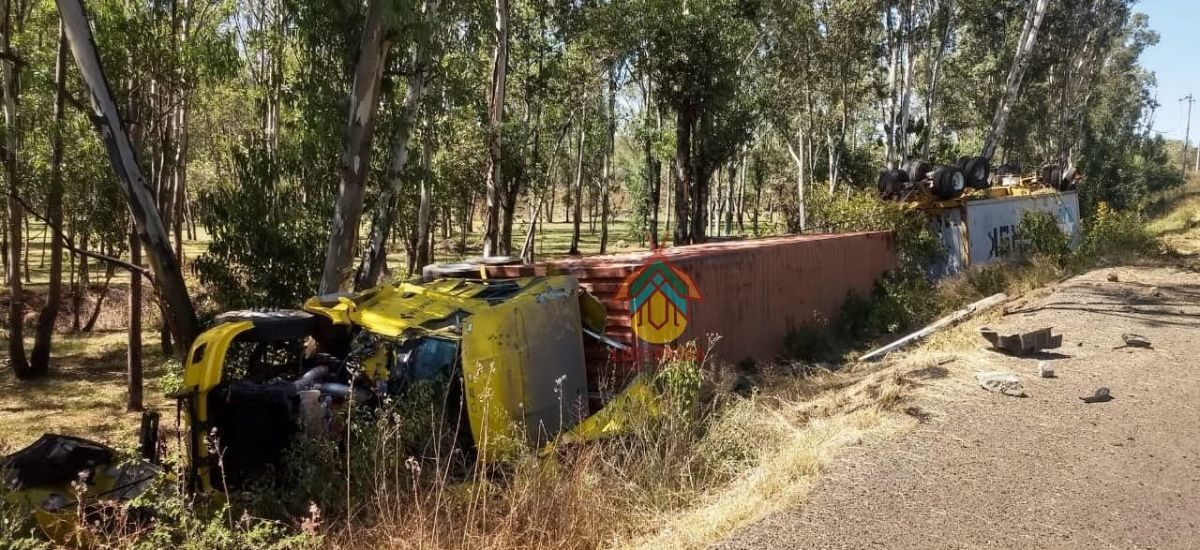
<box><xmin>488</xmin><ymin>231</ymin><xmax>897</xmax><ymax>395</ymax></box>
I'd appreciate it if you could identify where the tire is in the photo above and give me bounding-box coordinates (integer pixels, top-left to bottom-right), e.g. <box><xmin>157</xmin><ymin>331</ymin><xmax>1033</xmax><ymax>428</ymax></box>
<box><xmin>876</xmin><ymin>170</ymin><xmax>893</xmax><ymax>196</ymax></box>
<box><xmin>876</xmin><ymin>169</ymin><xmax>908</xmax><ymax>198</ymax></box>
<box><xmin>1040</xmin><ymin>164</ymin><xmax>1063</xmax><ymax>189</ymax></box>
<box><xmin>955</xmin><ymin>156</ymin><xmax>972</xmax><ymax>169</ymax></box>
<box><xmin>1061</xmin><ymin>166</ymin><xmax>1078</xmax><ymax>190</ymax></box>
<box><xmin>932</xmin><ymin>166</ymin><xmax>966</xmax><ymax>199</ymax></box>
<box><xmin>905</xmin><ymin>160</ymin><xmax>933</xmax><ymax>183</ymax></box>
<box><xmin>466</xmin><ymin>256</ymin><xmax>521</xmax><ymax>266</ymax></box>
<box><xmin>963</xmin><ymin>156</ymin><xmax>991</xmax><ymax>188</ymax></box>
<box><xmin>421</xmin><ymin>262</ymin><xmax>482</xmax><ymax>282</ymax></box>
<box><xmin>214</xmin><ymin>309</ymin><xmax>316</xmax><ymax>341</ymax></box>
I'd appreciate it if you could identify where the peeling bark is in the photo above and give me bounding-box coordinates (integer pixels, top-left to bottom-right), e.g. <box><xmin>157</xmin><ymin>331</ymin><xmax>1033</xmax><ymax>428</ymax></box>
<box><xmin>981</xmin><ymin>0</ymin><xmax>1051</xmax><ymax>160</ymax></box>
<box><xmin>320</xmin><ymin>0</ymin><xmax>391</xmax><ymax>293</ymax></box>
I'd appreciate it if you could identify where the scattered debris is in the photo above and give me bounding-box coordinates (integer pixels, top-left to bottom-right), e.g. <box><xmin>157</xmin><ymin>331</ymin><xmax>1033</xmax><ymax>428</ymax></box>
<box><xmin>861</xmin><ymin>293</ymin><xmax>1008</xmax><ymax>362</ymax></box>
<box><xmin>980</xmin><ymin>327</ymin><xmax>1062</xmax><ymax>356</ymax></box>
<box><xmin>1108</xmin><ymin>272</ymin><xmax>1120</xmax><ymax>282</ymax></box>
<box><xmin>1114</xmin><ymin>333</ymin><xmax>1152</xmax><ymax>350</ymax></box>
<box><xmin>976</xmin><ymin>372</ymin><xmax>1026</xmax><ymax>397</ymax></box>
<box><xmin>1081</xmin><ymin>387</ymin><xmax>1114</xmax><ymax>404</ymax></box>
<box><xmin>1038</xmin><ymin>361</ymin><xmax>1055</xmax><ymax>378</ymax></box>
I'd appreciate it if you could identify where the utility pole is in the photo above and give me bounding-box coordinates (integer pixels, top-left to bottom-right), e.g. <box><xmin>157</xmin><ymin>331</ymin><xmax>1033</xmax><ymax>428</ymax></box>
<box><xmin>1182</xmin><ymin>94</ymin><xmax>1194</xmax><ymax>174</ymax></box>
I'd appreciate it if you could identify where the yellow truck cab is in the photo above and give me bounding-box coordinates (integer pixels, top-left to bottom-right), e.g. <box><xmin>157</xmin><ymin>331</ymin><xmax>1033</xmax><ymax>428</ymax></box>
<box><xmin>175</xmin><ymin>275</ymin><xmax>593</xmax><ymax>493</ymax></box>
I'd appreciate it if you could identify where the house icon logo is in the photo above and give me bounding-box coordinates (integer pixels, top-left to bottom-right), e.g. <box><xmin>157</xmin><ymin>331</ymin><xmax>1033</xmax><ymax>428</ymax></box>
<box><xmin>616</xmin><ymin>256</ymin><xmax>702</xmax><ymax>345</ymax></box>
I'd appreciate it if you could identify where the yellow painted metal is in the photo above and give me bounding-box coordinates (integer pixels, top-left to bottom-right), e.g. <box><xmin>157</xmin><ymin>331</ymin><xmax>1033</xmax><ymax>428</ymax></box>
<box><xmin>556</xmin><ymin>373</ymin><xmax>660</xmax><ymax>446</ymax></box>
<box><xmin>458</xmin><ymin>277</ymin><xmax>587</xmax><ymax>459</ymax></box>
<box><xmin>182</xmin><ymin>320</ymin><xmax>253</xmax><ymax>420</ymax></box>
<box><xmin>178</xmin><ymin>320</ymin><xmax>253</xmax><ymax>493</ymax></box>
<box><xmin>183</xmin><ymin>275</ymin><xmax>590</xmax><ymax>473</ymax></box>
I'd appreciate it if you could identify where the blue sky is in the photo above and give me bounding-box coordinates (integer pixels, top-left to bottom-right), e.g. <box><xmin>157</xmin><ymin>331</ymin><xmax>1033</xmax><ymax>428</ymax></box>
<box><xmin>1139</xmin><ymin>0</ymin><xmax>1200</xmax><ymax>142</ymax></box>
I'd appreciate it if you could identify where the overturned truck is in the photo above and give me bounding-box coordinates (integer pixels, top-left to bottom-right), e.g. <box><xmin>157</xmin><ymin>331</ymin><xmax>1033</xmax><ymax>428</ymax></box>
<box><xmin>4</xmin><ymin>232</ymin><xmax>898</xmax><ymax>535</ymax></box>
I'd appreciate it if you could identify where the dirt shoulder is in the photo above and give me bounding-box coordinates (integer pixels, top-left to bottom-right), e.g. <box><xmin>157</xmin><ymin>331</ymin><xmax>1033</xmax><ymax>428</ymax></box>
<box><xmin>718</xmin><ymin>266</ymin><xmax>1200</xmax><ymax>549</ymax></box>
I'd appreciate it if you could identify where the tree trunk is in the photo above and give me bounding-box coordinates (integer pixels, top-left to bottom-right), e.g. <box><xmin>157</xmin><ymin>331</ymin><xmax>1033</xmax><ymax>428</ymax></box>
<box><xmin>414</xmin><ymin>118</ymin><xmax>433</xmax><ymax>270</ymax></box>
<box><xmin>980</xmin><ymin>0</ymin><xmax>1050</xmax><ymax>160</ymax></box>
<box><xmin>481</xmin><ymin>0</ymin><xmax>509</xmax><ymax>257</ymax></box>
<box><xmin>355</xmin><ymin>0</ymin><xmax>438</xmax><ymax>289</ymax></box>
<box><xmin>673</xmin><ymin>110</ymin><xmax>693</xmax><ymax>245</ymax></box>
<box><xmin>644</xmin><ymin>81</ymin><xmax>661</xmax><ymax>248</ymax></box>
<box><xmin>318</xmin><ymin>0</ymin><xmax>391</xmax><ymax>293</ymax></box>
<box><xmin>56</xmin><ymin>0</ymin><xmax>200</xmax><ymax>353</ymax></box>
<box><xmin>2</xmin><ymin>0</ymin><xmax>31</xmax><ymax>378</ymax></box>
<box><xmin>784</xmin><ymin>131</ymin><xmax>806</xmax><ymax>231</ymax></box>
<box><xmin>599</xmin><ymin>66</ymin><xmax>615</xmax><ymax>254</ymax></box>
<box><xmin>30</xmin><ymin>25</ymin><xmax>69</xmax><ymax>374</ymax></box>
<box><xmin>568</xmin><ymin>110</ymin><xmax>585</xmax><ymax>256</ymax></box>
<box><xmin>127</xmin><ymin>228</ymin><xmax>143</xmax><ymax>412</ymax></box>
<box><xmin>897</xmin><ymin>0</ymin><xmax>916</xmax><ymax>162</ymax></box>
<box><xmin>922</xmin><ymin>0</ymin><xmax>953</xmax><ymax>160</ymax></box>
<box><xmin>883</xmin><ymin>6</ymin><xmax>899</xmax><ymax>168</ymax></box>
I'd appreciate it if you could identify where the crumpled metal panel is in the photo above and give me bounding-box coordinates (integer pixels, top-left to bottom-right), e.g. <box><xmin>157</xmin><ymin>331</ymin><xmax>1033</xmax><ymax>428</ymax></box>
<box><xmin>980</xmin><ymin>327</ymin><xmax>1062</xmax><ymax>355</ymax></box>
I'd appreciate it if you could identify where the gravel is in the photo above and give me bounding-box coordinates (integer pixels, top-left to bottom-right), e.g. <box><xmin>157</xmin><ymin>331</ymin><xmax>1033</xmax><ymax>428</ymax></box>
<box><xmin>717</xmin><ymin>267</ymin><xmax>1200</xmax><ymax>550</ymax></box>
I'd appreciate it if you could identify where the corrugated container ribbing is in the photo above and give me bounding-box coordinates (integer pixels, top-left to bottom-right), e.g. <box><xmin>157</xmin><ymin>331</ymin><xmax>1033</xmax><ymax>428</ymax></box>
<box><xmin>489</xmin><ymin>231</ymin><xmax>897</xmax><ymax>395</ymax></box>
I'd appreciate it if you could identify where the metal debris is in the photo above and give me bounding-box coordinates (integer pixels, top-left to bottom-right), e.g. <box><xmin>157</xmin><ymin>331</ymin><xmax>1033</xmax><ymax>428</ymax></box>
<box><xmin>979</xmin><ymin>327</ymin><xmax>1062</xmax><ymax>356</ymax></box>
<box><xmin>1080</xmin><ymin>387</ymin><xmax>1114</xmax><ymax>404</ymax></box>
<box><xmin>1114</xmin><ymin>333</ymin><xmax>1152</xmax><ymax>350</ymax></box>
<box><xmin>1038</xmin><ymin>361</ymin><xmax>1055</xmax><ymax>378</ymax></box>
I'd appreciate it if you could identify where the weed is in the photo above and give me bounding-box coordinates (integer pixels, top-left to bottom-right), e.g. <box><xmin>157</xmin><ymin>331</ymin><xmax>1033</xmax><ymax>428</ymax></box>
<box><xmin>1076</xmin><ymin>202</ymin><xmax>1161</xmax><ymax>265</ymax></box>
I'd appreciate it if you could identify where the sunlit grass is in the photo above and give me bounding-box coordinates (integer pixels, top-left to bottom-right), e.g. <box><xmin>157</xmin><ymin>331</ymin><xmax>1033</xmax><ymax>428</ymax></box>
<box><xmin>0</xmin><ymin>330</ymin><xmax>172</xmax><ymax>453</ymax></box>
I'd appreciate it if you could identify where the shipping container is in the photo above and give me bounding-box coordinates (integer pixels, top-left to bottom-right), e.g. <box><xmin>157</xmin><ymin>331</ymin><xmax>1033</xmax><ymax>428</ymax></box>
<box><xmin>490</xmin><ymin>231</ymin><xmax>897</xmax><ymax>397</ymax></box>
<box><xmin>926</xmin><ymin>190</ymin><xmax>1080</xmax><ymax>277</ymax></box>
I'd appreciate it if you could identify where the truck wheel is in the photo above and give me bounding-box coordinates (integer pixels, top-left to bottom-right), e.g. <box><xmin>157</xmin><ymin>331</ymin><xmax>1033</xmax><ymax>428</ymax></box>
<box><xmin>964</xmin><ymin>156</ymin><xmax>991</xmax><ymax>188</ymax></box>
<box><xmin>1041</xmin><ymin>164</ymin><xmax>1063</xmax><ymax>189</ymax></box>
<box><xmin>422</xmin><ymin>262</ymin><xmax>482</xmax><ymax>282</ymax></box>
<box><xmin>877</xmin><ymin>169</ymin><xmax>908</xmax><ymax>198</ymax></box>
<box><xmin>932</xmin><ymin>166</ymin><xmax>966</xmax><ymax>199</ymax></box>
<box><xmin>905</xmin><ymin>160</ymin><xmax>933</xmax><ymax>183</ymax></box>
<box><xmin>213</xmin><ymin>309</ymin><xmax>316</xmax><ymax>341</ymax></box>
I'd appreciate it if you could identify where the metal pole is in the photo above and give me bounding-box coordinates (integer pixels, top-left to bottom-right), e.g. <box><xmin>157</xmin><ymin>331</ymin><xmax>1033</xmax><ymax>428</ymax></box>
<box><xmin>1182</xmin><ymin>94</ymin><xmax>1194</xmax><ymax>174</ymax></box>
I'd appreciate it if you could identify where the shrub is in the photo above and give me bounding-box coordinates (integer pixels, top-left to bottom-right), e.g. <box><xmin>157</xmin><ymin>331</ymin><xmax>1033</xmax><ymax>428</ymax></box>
<box><xmin>782</xmin><ymin>324</ymin><xmax>833</xmax><ymax>362</ymax></box>
<box><xmin>1077</xmin><ymin>201</ymin><xmax>1160</xmax><ymax>265</ymax></box>
<box><xmin>1017</xmin><ymin>211</ymin><xmax>1070</xmax><ymax>259</ymax></box>
<box><xmin>806</xmin><ymin>187</ymin><xmax>944</xmax><ymax>275</ymax></box>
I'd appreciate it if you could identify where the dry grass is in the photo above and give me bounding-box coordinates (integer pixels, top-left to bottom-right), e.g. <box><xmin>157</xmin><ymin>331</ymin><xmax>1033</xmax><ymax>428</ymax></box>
<box><xmin>1149</xmin><ymin>180</ymin><xmax>1200</xmax><ymax>256</ymax></box>
<box><xmin>312</xmin><ymin>355</ymin><xmax>932</xmax><ymax>550</ymax></box>
<box><xmin>0</xmin><ymin>330</ymin><xmax>172</xmax><ymax>453</ymax></box>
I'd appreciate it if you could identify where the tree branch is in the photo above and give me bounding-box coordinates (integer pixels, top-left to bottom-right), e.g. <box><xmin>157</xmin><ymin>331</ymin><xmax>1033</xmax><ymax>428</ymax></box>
<box><xmin>8</xmin><ymin>188</ymin><xmax>153</xmax><ymax>278</ymax></box>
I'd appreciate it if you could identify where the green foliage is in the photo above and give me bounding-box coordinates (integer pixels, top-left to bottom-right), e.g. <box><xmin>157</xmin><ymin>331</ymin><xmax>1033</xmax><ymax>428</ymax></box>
<box><xmin>1017</xmin><ymin>211</ymin><xmax>1070</xmax><ymax>259</ymax></box>
<box><xmin>806</xmin><ymin>186</ymin><xmax>944</xmax><ymax>275</ymax></box>
<box><xmin>1077</xmin><ymin>202</ymin><xmax>1161</xmax><ymax>265</ymax></box>
<box><xmin>193</xmin><ymin>143</ymin><xmax>328</xmax><ymax>309</ymax></box>
<box><xmin>837</xmin><ymin>271</ymin><xmax>940</xmax><ymax>341</ymax></box>
<box><xmin>655</xmin><ymin>341</ymin><xmax>704</xmax><ymax>417</ymax></box>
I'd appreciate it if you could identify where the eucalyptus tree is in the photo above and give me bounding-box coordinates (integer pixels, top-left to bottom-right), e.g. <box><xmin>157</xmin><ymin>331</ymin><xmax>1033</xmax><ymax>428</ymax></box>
<box><xmin>979</xmin><ymin>0</ymin><xmax>1050</xmax><ymax>160</ymax></box>
<box><xmin>638</xmin><ymin>0</ymin><xmax>760</xmax><ymax>245</ymax></box>
<box><xmin>319</xmin><ymin>0</ymin><xmax>393</xmax><ymax>293</ymax></box>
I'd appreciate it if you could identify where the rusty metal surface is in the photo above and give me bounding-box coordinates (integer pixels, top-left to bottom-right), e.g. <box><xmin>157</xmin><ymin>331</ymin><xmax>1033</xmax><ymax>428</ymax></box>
<box><xmin>980</xmin><ymin>327</ymin><xmax>1063</xmax><ymax>355</ymax></box>
<box><xmin>489</xmin><ymin>231</ymin><xmax>898</xmax><ymax>393</ymax></box>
